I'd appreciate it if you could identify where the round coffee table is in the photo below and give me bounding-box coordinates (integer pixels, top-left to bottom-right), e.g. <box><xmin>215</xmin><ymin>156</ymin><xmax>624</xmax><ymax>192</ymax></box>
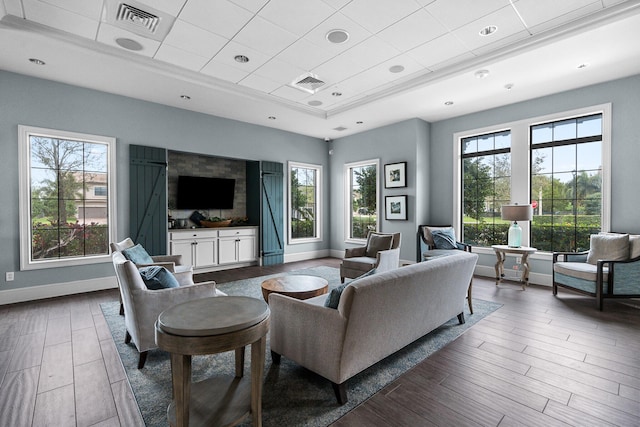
<box><xmin>261</xmin><ymin>275</ymin><xmax>329</xmax><ymax>303</ymax></box>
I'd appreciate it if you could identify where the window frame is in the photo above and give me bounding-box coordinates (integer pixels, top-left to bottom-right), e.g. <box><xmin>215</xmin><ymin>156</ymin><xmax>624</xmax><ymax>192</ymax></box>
<box><xmin>18</xmin><ymin>125</ymin><xmax>118</xmax><ymax>270</ymax></box>
<box><xmin>453</xmin><ymin>103</ymin><xmax>611</xmax><ymax>256</ymax></box>
<box><xmin>344</xmin><ymin>158</ymin><xmax>380</xmax><ymax>244</ymax></box>
<box><xmin>287</xmin><ymin>161</ymin><xmax>322</xmax><ymax>245</ymax></box>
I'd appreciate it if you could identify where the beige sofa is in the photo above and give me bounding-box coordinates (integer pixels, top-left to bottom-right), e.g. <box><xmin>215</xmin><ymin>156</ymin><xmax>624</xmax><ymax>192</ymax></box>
<box><xmin>269</xmin><ymin>250</ymin><xmax>478</xmax><ymax>404</ymax></box>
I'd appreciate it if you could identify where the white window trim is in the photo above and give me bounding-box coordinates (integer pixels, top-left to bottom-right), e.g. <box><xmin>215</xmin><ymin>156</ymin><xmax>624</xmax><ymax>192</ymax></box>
<box><xmin>453</xmin><ymin>103</ymin><xmax>611</xmax><ymax>256</ymax></box>
<box><xmin>287</xmin><ymin>161</ymin><xmax>322</xmax><ymax>245</ymax></box>
<box><xmin>344</xmin><ymin>158</ymin><xmax>380</xmax><ymax>244</ymax></box>
<box><xmin>18</xmin><ymin>125</ymin><xmax>118</xmax><ymax>270</ymax></box>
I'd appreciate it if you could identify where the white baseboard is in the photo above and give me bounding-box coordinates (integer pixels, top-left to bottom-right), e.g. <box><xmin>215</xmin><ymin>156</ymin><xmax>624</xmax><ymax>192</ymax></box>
<box><xmin>285</xmin><ymin>249</ymin><xmax>331</xmax><ymax>264</ymax></box>
<box><xmin>0</xmin><ymin>276</ymin><xmax>118</xmax><ymax>306</ymax></box>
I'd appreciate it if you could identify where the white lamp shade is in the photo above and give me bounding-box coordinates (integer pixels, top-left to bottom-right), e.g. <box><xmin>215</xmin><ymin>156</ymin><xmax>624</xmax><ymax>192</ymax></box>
<box><xmin>501</xmin><ymin>204</ymin><xmax>533</xmax><ymax>221</ymax></box>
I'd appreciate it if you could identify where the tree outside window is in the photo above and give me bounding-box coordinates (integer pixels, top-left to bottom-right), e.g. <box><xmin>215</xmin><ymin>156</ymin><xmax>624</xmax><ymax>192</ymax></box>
<box><xmin>289</xmin><ymin>162</ymin><xmax>321</xmax><ymax>242</ymax></box>
<box><xmin>345</xmin><ymin>160</ymin><xmax>379</xmax><ymax>240</ymax></box>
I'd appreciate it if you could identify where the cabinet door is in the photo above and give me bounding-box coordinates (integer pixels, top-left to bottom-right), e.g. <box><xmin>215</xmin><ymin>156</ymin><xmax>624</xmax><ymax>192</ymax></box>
<box><xmin>237</xmin><ymin>236</ymin><xmax>257</xmax><ymax>262</ymax></box>
<box><xmin>194</xmin><ymin>239</ymin><xmax>217</xmax><ymax>268</ymax></box>
<box><xmin>170</xmin><ymin>241</ymin><xmax>194</xmax><ymax>266</ymax></box>
<box><xmin>218</xmin><ymin>238</ymin><xmax>238</xmax><ymax>264</ymax></box>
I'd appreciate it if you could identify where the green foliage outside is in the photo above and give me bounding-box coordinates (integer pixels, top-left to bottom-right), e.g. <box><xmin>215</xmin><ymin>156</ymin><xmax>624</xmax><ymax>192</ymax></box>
<box><xmin>290</xmin><ymin>168</ymin><xmax>317</xmax><ymax>239</ymax></box>
<box><xmin>351</xmin><ymin>165</ymin><xmax>377</xmax><ymax>239</ymax></box>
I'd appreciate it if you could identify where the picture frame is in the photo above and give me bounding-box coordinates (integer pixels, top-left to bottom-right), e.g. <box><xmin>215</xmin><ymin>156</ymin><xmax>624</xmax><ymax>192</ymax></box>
<box><xmin>385</xmin><ymin>195</ymin><xmax>407</xmax><ymax>220</ymax></box>
<box><xmin>384</xmin><ymin>161</ymin><xmax>407</xmax><ymax>188</ymax></box>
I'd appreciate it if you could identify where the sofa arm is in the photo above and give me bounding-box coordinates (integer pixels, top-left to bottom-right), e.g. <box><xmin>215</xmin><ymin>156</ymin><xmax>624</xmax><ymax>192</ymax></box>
<box><xmin>345</xmin><ymin>246</ymin><xmax>366</xmax><ymax>258</ymax></box>
<box><xmin>269</xmin><ymin>293</ymin><xmax>347</xmax><ymax>382</ymax></box>
<box><xmin>553</xmin><ymin>250</ymin><xmax>589</xmax><ymax>263</ymax></box>
<box><xmin>152</xmin><ymin>254</ymin><xmax>184</xmax><ymax>265</ymax></box>
<box><xmin>376</xmin><ymin>248</ymin><xmax>400</xmax><ymax>273</ymax></box>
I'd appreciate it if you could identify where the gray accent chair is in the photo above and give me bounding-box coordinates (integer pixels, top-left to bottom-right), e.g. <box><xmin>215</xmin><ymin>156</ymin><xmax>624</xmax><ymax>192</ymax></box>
<box><xmin>339</xmin><ymin>231</ymin><xmax>401</xmax><ymax>283</ymax></box>
<box><xmin>111</xmin><ymin>251</ymin><xmax>225</xmax><ymax>368</ymax></box>
<box><xmin>553</xmin><ymin>232</ymin><xmax>640</xmax><ymax>310</ymax></box>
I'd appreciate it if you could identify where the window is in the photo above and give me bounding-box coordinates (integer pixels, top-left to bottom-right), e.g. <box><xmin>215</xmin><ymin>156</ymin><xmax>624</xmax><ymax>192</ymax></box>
<box><xmin>455</xmin><ymin>104</ymin><xmax>610</xmax><ymax>253</ymax></box>
<box><xmin>462</xmin><ymin>131</ymin><xmax>511</xmax><ymax>246</ymax></box>
<box><xmin>288</xmin><ymin>161</ymin><xmax>322</xmax><ymax>243</ymax></box>
<box><xmin>344</xmin><ymin>159</ymin><xmax>379</xmax><ymax>241</ymax></box>
<box><xmin>19</xmin><ymin>125</ymin><xmax>117</xmax><ymax>270</ymax></box>
<box><xmin>531</xmin><ymin>114</ymin><xmax>603</xmax><ymax>252</ymax></box>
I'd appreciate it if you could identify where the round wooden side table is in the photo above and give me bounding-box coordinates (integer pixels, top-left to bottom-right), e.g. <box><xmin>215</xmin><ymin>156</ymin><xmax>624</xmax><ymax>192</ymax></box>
<box><xmin>260</xmin><ymin>275</ymin><xmax>329</xmax><ymax>303</ymax></box>
<box><xmin>155</xmin><ymin>296</ymin><xmax>270</xmax><ymax>427</ymax></box>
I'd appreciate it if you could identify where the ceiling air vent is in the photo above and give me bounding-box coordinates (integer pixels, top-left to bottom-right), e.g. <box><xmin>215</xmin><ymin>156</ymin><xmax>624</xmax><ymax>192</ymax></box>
<box><xmin>290</xmin><ymin>72</ymin><xmax>326</xmax><ymax>94</ymax></box>
<box><xmin>116</xmin><ymin>3</ymin><xmax>160</xmax><ymax>34</ymax></box>
<box><xmin>103</xmin><ymin>0</ymin><xmax>175</xmax><ymax>42</ymax></box>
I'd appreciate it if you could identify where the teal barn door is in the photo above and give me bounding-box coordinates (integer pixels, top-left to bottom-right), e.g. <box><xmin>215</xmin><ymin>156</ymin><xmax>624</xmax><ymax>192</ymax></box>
<box><xmin>261</xmin><ymin>161</ymin><xmax>284</xmax><ymax>265</ymax></box>
<box><xmin>129</xmin><ymin>145</ymin><xmax>168</xmax><ymax>255</ymax></box>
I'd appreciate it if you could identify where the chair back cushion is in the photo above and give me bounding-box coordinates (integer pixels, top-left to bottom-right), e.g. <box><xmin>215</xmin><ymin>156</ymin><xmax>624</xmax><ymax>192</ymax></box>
<box><xmin>431</xmin><ymin>228</ymin><xmax>457</xmax><ymax>249</ymax></box>
<box><xmin>365</xmin><ymin>233</ymin><xmax>394</xmax><ymax>257</ymax></box>
<box><xmin>110</xmin><ymin>238</ymin><xmax>135</xmax><ymax>253</ymax></box>
<box><xmin>586</xmin><ymin>233</ymin><xmax>629</xmax><ymax>265</ymax></box>
<box><xmin>122</xmin><ymin>244</ymin><xmax>154</xmax><ymax>264</ymax></box>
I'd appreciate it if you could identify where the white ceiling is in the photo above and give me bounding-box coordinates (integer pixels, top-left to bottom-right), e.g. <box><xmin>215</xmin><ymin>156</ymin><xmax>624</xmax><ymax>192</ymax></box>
<box><xmin>1</xmin><ymin>0</ymin><xmax>640</xmax><ymax>139</ymax></box>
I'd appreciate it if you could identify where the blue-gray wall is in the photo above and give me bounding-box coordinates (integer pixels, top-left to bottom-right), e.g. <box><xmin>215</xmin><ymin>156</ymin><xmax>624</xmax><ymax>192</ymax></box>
<box><xmin>0</xmin><ymin>70</ymin><xmax>329</xmax><ymax>291</ymax></box>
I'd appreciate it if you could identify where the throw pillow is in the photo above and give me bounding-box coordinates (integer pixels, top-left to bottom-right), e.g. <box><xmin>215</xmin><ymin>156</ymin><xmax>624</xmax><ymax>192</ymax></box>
<box><xmin>586</xmin><ymin>233</ymin><xmax>629</xmax><ymax>265</ymax></box>
<box><xmin>365</xmin><ymin>234</ymin><xmax>394</xmax><ymax>257</ymax></box>
<box><xmin>431</xmin><ymin>228</ymin><xmax>457</xmax><ymax>250</ymax></box>
<box><xmin>324</xmin><ymin>268</ymin><xmax>377</xmax><ymax>309</ymax></box>
<box><xmin>122</xmin><ymin>244</ymin><xmax>154</xmax><ymax>265</ymax></box>
<box><xmin>139</xmin><ymin>266</ymin><xmax>180</xmax><ymax>290</ymax></box>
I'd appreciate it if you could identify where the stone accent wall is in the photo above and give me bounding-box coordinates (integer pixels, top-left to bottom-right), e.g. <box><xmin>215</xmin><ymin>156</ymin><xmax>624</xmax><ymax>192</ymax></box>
<box><xmin>168</xmin><ymin>151</ymin><xmax>247</xmax><ymax>224</ymax></box>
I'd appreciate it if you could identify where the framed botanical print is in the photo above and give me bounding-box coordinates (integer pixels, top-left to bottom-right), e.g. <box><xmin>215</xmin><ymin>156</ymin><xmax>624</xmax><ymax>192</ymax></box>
<box><xmin>385</xmin><ymin>195</ymin><xmax>407</xmax><ymax>220</ymax></box>
<box><xmin>384</xmin><ymin>162</ymin><xmax>407</xmax><ymax>188</ymax></box>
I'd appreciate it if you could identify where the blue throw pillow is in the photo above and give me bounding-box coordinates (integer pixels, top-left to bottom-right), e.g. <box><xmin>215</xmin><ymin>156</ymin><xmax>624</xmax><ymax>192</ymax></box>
<box><xmin>431</xmin><ymin>228</ymin><xmax>457</xmax><ymax>250</ymax></box>
<box><xmin>122</xmin><ymin>244</ymin><xmax>154</xmax><ymax>265</ymax></box>
<box><xmin>324</xmin><ymin>268</ymin><xmax>377</xmax><ymax>309</ymax></box>
<box><xmin>139</xmin><ymin>266</ymin><xmax>179</xmax><ymax>290</ymax></box>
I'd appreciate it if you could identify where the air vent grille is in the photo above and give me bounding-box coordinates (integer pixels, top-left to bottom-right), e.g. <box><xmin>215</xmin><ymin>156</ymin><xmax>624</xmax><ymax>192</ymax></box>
<box><xmin>290</xmin><ymin>72</ymin><xmax>325</xmax><ymax>94</ymax></box>
<box><xmin>116</xmin><ymin>3</ymin><xmax>160</xmax><ymax>33</ymax></box>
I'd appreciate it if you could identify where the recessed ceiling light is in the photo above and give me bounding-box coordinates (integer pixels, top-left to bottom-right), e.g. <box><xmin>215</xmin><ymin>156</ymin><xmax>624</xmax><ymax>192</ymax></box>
<box><xmin>474</xmin><ymin>69</ymin><xmax>490</xmax><ymax>79</ymax></box>
<box><xmin>180</xmin><ymin>95</ymin><xmax>191</xmax><ymax>100</ymax></box>
<box><xmin>115</xmin><ymin>37</ymin><xmax>143</xmax><ymax>51</ymax></box>
<box><xmin>389</xmin><ymin>65</ymin><xmax>405</xmax><ymax>73</ymax></box>
<box><xmin>326</xmin><ymin>29</ymin><xmax>349</xmax><ymax>44</ymax></box>
<box><xmin>268</xmin><ymin>116</ymin><xmax>276</xmax><ymax>120</ymax></box>
<box><xmin>577</xmin><ymin>63</ymin><xmax>589</xmax><ymax>69</ymax></box>
<box><xmin>444</xmin><ymin>101</ymin><xmax>454</xmax><ymax>106</ymax></box>
<box><xmin>29</xmin><ymin>58</ymin><xmax>45</xmax><ymax>65</ymax></box>
<box><xmin>356</xmin><ymin>121</ymin><xmax>363</xmax><ymax>124</ymax></box>
<box><xmin>234</xmin><ymin>55</ymin><xmax>250</xmax><ymax>63</ymax></box>
<box><xmin>332</xmin><ymin>92</ymin><xmax>342</xmax><ymax>97</ymax></box>
<box><xmin>308</xmin><ymin>100</ymin><xmax>323</xmax><ymax>106</ymax></box>
<box><xmin>479</xmin><ymin>25</ymin><xmax>497</xmax><ymax>36</ymax></box>
<box><xmin>504</xmin><ymin>83</ymin><xmax>514</xmax><ymax>90</ymax></box>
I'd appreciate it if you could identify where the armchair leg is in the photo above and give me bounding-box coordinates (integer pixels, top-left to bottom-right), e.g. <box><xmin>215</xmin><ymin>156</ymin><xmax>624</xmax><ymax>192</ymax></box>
<box><xmin>340</xmin><ymin>277</ymin><xmax>345</xmax><ymax>284</ymax></box>
<box><xmin>457</xmin><ymin>312</ymin><xmax>465</xmax><ymax>324</ymax></box>
<box><xmin>467</xmin><ymin>280</ymin><xmax>473</xmax><ymax>314</ymax></box>
<box><xmin>552</xmin><ymin>282</ymin><xmax>558</xmax><ymax>295</ymax></box>
<box><xmin>271</xmin><ymin>351</ymin><xmax>281</xmax><ymax>364</ymax></box>
<box><xmin>332</xmin><ymin>382</ymin><xmax>348</xmax><ymax>405</ymax></box>
<box><xmin>137</xmin><ymin>351</ymin><xmax>148</xmax><ymax>369</ymax></box>
<box><xmin>124</xmin><ymin>330</ymin><xmax>131</xmax><ymax>344</ymax></box>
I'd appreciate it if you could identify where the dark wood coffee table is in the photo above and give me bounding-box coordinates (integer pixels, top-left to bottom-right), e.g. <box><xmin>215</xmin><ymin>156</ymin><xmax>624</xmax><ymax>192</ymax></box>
<box><xmin>261</xmin><ymin>275</ymin><xmax>329</xmax><ymax>303</ymax></box>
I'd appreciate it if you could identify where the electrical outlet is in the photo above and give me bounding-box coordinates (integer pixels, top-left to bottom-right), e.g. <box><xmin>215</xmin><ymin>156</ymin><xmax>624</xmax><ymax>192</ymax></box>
<box><xmin>516</xmin><ymin>257</ymin><xmax>522</xmax><ymax>264</ymax></box>
<box><xmin>6</xmin><ymin>272</ymin><xmax>14</xmax><ymax>281</ymax></box>
<box><xmin>513</xmin><ymin>265</ymin><xmax>519</xmax><ymax>271</ymax></box>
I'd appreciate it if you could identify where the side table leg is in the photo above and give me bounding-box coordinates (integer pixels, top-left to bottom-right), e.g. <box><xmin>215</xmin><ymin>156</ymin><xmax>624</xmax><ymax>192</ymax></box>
<box><xmin>235</xmin><ymin>346</ymin><xmax>245</xmax><ymax>378</ymax></box>
<box><xmin>521</xmin><ymin>253</ymin><xmax>531</xmax><ymax>290</ymax></box>
<box><xmin>494</xmin><ymin>251</ymin><xmax>505</xmax><ymax>285</ymax></box>
<box><xmin>171</xmin><ymin>353</ymin><xmax>192</xmax><ymax>427</ymax></box>
<box><xmin>250</xmin><ymin>335</ymin><xmax>266</xmax><ymax>427</ymax></box>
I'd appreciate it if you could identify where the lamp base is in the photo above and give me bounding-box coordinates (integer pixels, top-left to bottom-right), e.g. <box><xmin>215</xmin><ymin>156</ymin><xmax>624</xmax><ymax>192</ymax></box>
<box><xmin>508</xmin><ymin>222</ymin><xmax>522</xmax><ymax>248</ymax></box>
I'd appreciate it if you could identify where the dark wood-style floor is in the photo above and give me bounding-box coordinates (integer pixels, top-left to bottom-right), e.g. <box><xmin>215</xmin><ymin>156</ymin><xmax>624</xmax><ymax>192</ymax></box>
<box><xmin>1</xmin><ymin>258</ymin><xmax>638</xmax><ymax>426</ymax></box>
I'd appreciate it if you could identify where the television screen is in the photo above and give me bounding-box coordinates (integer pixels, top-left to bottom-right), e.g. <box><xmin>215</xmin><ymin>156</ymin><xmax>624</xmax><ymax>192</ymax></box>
<box><xmin>176</xmin><ymin>176</ymin><xmax>235</xmax><ymax>209</ymax></box>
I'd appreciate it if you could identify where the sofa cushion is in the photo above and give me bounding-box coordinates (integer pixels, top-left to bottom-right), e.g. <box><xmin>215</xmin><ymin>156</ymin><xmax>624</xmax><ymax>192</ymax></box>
<box><xmin>554</xmin><ymin>261</ymin><xmax>608</xmax><ymax>282</ymax></box>
<box><xmin>324</xmin><ymin>268</ymin><xmax>377</xmax><ymax>309</ymax></box>
<box><xmin>122</xmin><ymin>244</ymin><xmax>154</xmax><ymax>265</ymax></box>
<box><xmin>365</xmin><ymin>234</ymin><xmax>393</xmax><ymax>257</ymax></box>
<box><xmin>630</xmin><ymin>235</ymin><xmax>640</xmax><ymax>259</ymax></box>
<box><xmin>586</xmin><ymin>233</ymin><xmax>629</xmax><ymax>265</ymax></box>
<box><xmin>138</xmin><ymin>266</ymin><xmax>180</xmax><ymax>290</ymax></box>
<box><xmin>341</xmin><ymin>256</ymin><xmax>377</xmax><ymax>272</ymax></box>
<box><xmin>431</xmin><ymin>228</ymin><xmax>457</xmax><ymax>250</ymax></box>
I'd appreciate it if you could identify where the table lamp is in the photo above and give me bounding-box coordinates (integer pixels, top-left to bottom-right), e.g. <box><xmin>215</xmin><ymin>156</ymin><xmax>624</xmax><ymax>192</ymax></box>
<box><xmin>501</xmin><ymin>203</ymin><xmax>533</xmax><ymax>247</ymax></box>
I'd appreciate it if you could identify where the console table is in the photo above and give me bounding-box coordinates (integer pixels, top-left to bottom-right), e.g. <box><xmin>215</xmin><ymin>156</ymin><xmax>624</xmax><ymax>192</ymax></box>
<box><xmin>155</xmin><ymin>296</ymin><xmax>270</xmax><ymax>427</ymax></box>
<box><xmin>491</xmin><ymin>245</ymin><xmax>537</xmax><ymax>290</ymax></box>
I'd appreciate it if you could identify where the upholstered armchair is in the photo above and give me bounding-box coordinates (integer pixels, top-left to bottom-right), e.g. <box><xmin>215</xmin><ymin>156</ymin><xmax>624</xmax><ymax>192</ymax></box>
<box><xmin>339</xmin><ymin>231</ymin><xmax>401</xmax><ymax>283</ymax></box>
<box><xmin>553</xmin><ymin>232</ymin><xmax>640</xmax><ymax>310</ymax></box>
<box><xmin>417</xmin><ymin>224</ymin><xmax>473</xmax><ymax>313</ymax></box>
<box><xmin>111</xmin><ymin>251</ymin><xmax>225</xmax><ymax>368</ymax></box>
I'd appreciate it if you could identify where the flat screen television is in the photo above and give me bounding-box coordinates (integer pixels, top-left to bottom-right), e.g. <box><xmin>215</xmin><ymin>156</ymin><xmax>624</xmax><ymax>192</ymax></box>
<box><xmin>176</xmin><ymin>175</ymin><xmax>235</xmax><ymax>210</ymax></box>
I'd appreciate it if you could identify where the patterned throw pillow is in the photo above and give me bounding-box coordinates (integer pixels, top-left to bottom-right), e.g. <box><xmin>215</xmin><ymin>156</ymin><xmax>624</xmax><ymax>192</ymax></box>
<box><xmin>324</xmin><ymin>268</ymin><xmax>377</xmax><ymax>309</ymax></box>
<box><xmin>431</xmin><ymin>228</ymin><xmax>457</xmax><ymax>250</ymax></box>
<box><xmin>121</xmin><ymin>244</ymin><xmax>154</xmax><ymax>265</ymax></box>
<box><xmin>138</xmin><ymin>266</ymin><xmax>179</xmax><ymax>290</ymax></box>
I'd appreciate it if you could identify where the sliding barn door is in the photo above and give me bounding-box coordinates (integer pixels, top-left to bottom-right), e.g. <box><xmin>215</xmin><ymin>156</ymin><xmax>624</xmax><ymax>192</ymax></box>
<box><xmin>129</xmin><ymin>145</ymin><xmax>167</xmax><ymax>255</ymax></box>
<box><xmin>261</xmin><ymin>161</ymin><xmax>284</xmax><ymax>265</ymax></box>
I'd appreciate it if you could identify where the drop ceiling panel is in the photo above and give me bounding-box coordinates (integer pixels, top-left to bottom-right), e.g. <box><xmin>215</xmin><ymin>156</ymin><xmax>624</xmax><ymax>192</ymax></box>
<box><xmin>3</xmin><ymin>0</ymin><xmax>22</xmax><ymax>17</ymax></box>
<box><xmin>302</xmin><ymin>12</ymin><xmax>373</xmax><ymax>55</ymax></box>
<box><xmin>276</xmin><ymin>38</ymin><xmax>336</xmax><ymax>71</ymax></box>
<box><xmin>39</xmin><ymin>0</ymin><xmax>102</xmax><ymax>20</ymax></box>
<box><xmin>343</xmin><ymin>36</ymin><xmax>401</xmax><ymax>72</ymax></box>
<box><xmin>200</xmin><ymin>59</ymin><xmax>250</xmax><ymax>83</ymax></box>
<box><xmin>408</xmin><ymin>33</ymin><xmax>471</xmax><ymax>69</ymax></box>
<box><xmin>312</xmin><ymin>50</ymin><xmax>367</xmax><ymax>86</ymax></box>
<box><xmin>377</xmin><ymin>8</ymin><xmax>448</xmax><ymax>51</ymax></box>
<box><xmin>213</xmin><ymin>40</ymin><xmax>271</xmax><ymax>73</ymax></box>
<box><xmin>163</xmin><ymin>19</ymin><xmax>228</xmax><ymax>58</ymax></box>
<box><xmin>179</xmin><ymin>0</ymin><xmax>253</xmax><ymax>39</ymax></box>
<box><xmin>514</xmin><ymin>0</ymin><xmax>603</xmax><ymax>31</ymax></box>
<box><xmin>252</xmin><ymin>57</ymin><xmax>306</xmax><ymax>83</ymax></box>
<box><xmin>150</xmin><ymin>0</ymin><xmax>188</xmax><ymax>16</ymax></box>
<box><xmin>233</xmin><ymin>16</ymin><xmax>298</xmax><ymax>56</ymax></box>
<box><xmin>97</xmin><ymin>23</ymin><xmax>160</xmax><ymax>57</ymax></box>
<box><xmin>22</xmin><ymin>0</ymin><xmax>98</xmax><ymax>39</ymax></box>
<box><xmin>228</xmin><ymin>0</ymin><xmax>269</xmax><ymax>13</ymax></box>
<box><xmin>154</xmin><ymin>43</ymin><xmax>209</xmax><ymax>71</ymax></box>
<box><xmin>425</xmin><ymin>0</ymin><xmax>513</xmax><ymax>31</ymax></box>
<box><xmin>452</xmin><ymin>5</ymin><xmax>528</xmax><ymax>51</ymax></box>
<box><xmin>238</xmin><ymin>73</ymin><xmax>282</xmax><ymax>93</ymax></box>
<box><xmin>259</xmin><ymin>0</ymin><xmax>336</xmax><ymax>36</ymax></box>
<box><xmin>377</xmin><ymin>54</ymin><xmax>429</xmax><ymax>82</ymax></box>
<box><xmin>340</xmin><ymin>0</ymin><xmax>423</xmax><ymax>34</ymax></box>
<box><xmin>271</xmin><ymin>84</ymin><xmax>313</xmax><ymax>102</ymax></box>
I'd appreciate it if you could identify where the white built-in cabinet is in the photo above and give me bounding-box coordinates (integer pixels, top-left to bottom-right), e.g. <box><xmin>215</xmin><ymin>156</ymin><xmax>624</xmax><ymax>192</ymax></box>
<box><xmin>169</xmin><ymin>226</ymin><xmax>258</xmax><ymax>271</ymax></box>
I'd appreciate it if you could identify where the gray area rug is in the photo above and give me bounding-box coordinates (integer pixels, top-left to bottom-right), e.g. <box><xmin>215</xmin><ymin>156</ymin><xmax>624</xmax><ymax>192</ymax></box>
<box><xmin>101</xmin><ymin>266</ymin><xmax>502</xmax><ymax>427</ymax></box>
